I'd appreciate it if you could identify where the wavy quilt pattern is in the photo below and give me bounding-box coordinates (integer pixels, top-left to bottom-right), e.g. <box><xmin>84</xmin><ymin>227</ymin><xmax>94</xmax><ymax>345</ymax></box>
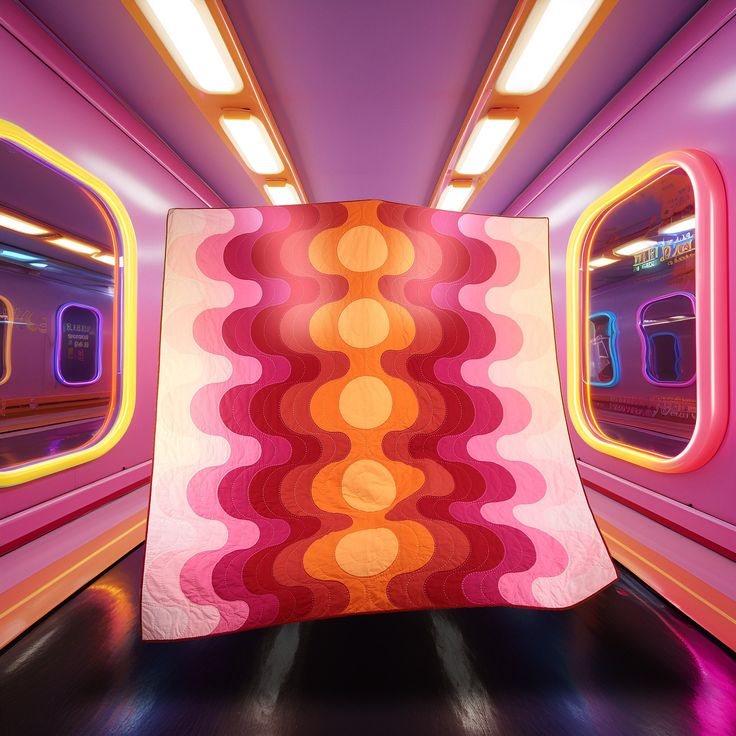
<box><xmin>142</xmin><ymin>200</ymin><xmax>616</xmax><ymax>640</ymax></box>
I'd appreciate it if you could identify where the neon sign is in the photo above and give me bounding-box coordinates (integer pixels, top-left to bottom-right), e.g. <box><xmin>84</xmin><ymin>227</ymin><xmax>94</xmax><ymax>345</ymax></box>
<box><xmin>632</xmin><ymin>229</ymin><xmax>695</xmax><ymax>272</ymax></box>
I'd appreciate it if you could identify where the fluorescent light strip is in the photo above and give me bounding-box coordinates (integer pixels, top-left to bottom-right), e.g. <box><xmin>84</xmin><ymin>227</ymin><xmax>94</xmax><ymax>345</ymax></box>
<box><xmin>48</xmin><ymin>236</ymin><xmax>100</xmax><ymax>256</ymax></box>
<box><xmin>93</xmin><ymin>254</ymin><xmax>121</xmax><ymax>267</ymax></box>
<box><xmin>0</xmin><ymin>248</ymin><xmax>38</xmax><ymax>262</ymax></box>
<box><xmin>612</xmin><ymin>239</ymin><xmax>657</xmax><ymax>257</ymax></box>
<box><xmin>437</xmin><ymin>182</ymin><xmax>475</xmax><ymax>212</ymax></box>
<box><xmin>264</xmin><ymin>182</ymin><xmax>301</xmax><ymax>206</ymax></box>
<box><xmin>588</xmin><ymin>256</ymin><xmax>618</xmax><ymax>270</ymax></box>
<box><xmin>136</xmin><ymin>0</ymin><xmax>242</xmax><ymax>94</ymax></box>
<box><xmin>221</xmin><ymin>112</ymin><xmax>284</xmax><ymax>175</ymax></box>
<box><xmin>660</xmin><ymin>216</ymin><xmax>696</xmax><ymax>235</ymax></box>
<box><xmin>0</xmin><ymin>211</ymin><xmax>50</xmax><ymax>236</ymax></box>
<box><xmin>456</xmin><ymin>116</ymin><xmax>519</xmax><ymax>175</ymax></box>
<box><xmin>497</xmin><ymin>0</ymin><xmax>602</xmax><ymax>95</ymax></box>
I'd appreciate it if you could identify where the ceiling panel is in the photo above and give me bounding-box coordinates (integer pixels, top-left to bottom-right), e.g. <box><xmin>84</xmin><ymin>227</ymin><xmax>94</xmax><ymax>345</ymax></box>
<box><xmin>223</xmin><ymin>0</ymin><xmax>517</xmax><ymax>204</ymax></box>
<box><xmin>18</xmin><ymin>0</ymin><xmax>709</xmax><ymax>213</ymax></box>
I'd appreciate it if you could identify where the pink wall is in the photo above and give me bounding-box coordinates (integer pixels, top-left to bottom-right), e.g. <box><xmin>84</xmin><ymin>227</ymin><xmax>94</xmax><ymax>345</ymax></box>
<box><xmin>504</xmin><ymin>7</ymin><xmax>736</xmax><ymax>567</ymax></box>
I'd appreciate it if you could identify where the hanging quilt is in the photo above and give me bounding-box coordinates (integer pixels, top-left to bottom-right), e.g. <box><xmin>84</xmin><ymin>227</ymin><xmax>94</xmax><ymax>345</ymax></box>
<box><xmin>141</xmin><ymin>200</ymin><xmax>616</xmax><ymax>640</ymax></box>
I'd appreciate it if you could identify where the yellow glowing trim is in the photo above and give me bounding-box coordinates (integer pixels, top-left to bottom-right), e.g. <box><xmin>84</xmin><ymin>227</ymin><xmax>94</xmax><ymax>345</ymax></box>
<box><xmin>567</xmin><ymin>150</ymin><xmax>727</xmax><ymax>473</ymax></box>
<box><xmin>0</xmin><ymin>294</ymin><xmax>12</xmax><ymax>386</ymax></box>
<box><xmin>0</xmin><ymin>121</ymin><xmax>137</xmax><ymax>487</ymax></box>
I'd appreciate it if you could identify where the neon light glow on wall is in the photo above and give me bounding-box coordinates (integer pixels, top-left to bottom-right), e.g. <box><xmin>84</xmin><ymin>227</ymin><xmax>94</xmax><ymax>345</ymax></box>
<box><xmin>637</xmin><ymin>292</ymin><xmax>696</xmax><ymax>387</ymax></box>
<box><xmin>0</xmin><ymin>120</ymin><xmax>137</xmax><ymax>488</ymax></box>
<box><xmin>588</xmin><ymin>310</ymin><xmax>620</xmax><ymax>387</ymax></box>
<box><xmin>54</xmin><ymin>302</ymin><xmax>103</xmax><ymax>386</ymax></box>
<box><xmin>566</xmin><ymin>150</ymin><xmax>728</xmax><ymax>473</ymax></box>
<box><xmin>0</xmin><ymin>294</ymin><xmax>12</xmax><ymax>385</ymax></box>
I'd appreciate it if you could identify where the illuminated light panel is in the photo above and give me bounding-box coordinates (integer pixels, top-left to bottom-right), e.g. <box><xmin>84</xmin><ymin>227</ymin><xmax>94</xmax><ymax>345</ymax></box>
<box><xmin>29</xmin><ymin>262</ymin><xmax>47</xmax><ymax>269</ymax></box>
<box><xmin>135</xmin><ymin>0</ymin><xmax>242</xmax><ymax>94</ymax></box>
<box><xmin>93</xmin><ymin>253</ymin><xmax>121</xmax><ymax>267</ymax></box>
<box><xmin>48</xmin><ymin>236</ymin><xmax>100</xmax><ymax>255</ymax></box>
<box><xmin>613</xmin><ymin>238</ymin><xmax>658</xmax><ymax>257</ymax></box>
<box><xmin>588</xmin><ymin>256</ymin><xmax>618</xmax><ymax>270</ymax></box>
<box><xmin>497</xmin><ymin>0</ymin><xmax>602</xmax><ymax>95</ymax></box>
<box><xmin>220</xmin><ymin>112</ymin><xmax>284</xmax><ymax>175</ymax></box>
<box><xmin>456</xmin><ymin>116</ymin><xmax>520</xmax><ymax>175</ymax></box>
<box><xmin>437</xmin><ymin>181</ymin><xmax>475</xmax><ymax>212</ymax></box>
<box><xmin>264</xmin><ymin>182</ymin><xmax>301</xmax><ymax>206</ymax></box>
<box><xmin>0</xmin><ymin>248</ymin><xmax>37</xmax><ymax>262</ymax></box>
<box><xmin>660</xmin><ymin>215</ymin><xmax>696</xmax><ymax>235</ymax></box>
<box><xmin>0</xmin><ymin>210</ymin><xmax>50</xmax><ymax>236</ymax></box>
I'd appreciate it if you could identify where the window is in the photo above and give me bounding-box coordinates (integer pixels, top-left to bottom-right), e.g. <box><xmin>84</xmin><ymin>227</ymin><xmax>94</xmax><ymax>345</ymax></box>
<box><xmin>0</xmin><ymin>121</ymin><xmax>137</xmax><ymax>487</ymax></box>
<box><xmin>638</xmin><ymin>293</ymin><xmax>695</xmax><ymax>386</ymax></box>
<box><xmin>55</xmin><ymin>303</ymin><xmax>103</xmax><ymax>385</ymax></box>
<box><xmin>567</xmin><ymin>151</ymin><xmax>727</xmax><ymax>472</ymax></box>
<box><xmin>588</xmin><ymin>311</ymin><xmax>619</xmax><ymax>387</ymax></box>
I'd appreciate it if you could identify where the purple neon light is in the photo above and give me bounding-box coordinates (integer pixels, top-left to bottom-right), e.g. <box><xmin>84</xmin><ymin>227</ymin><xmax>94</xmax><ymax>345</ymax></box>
<box><xmin>54</xmin><ymin>301</ymin><xmax>102</xmax><ymax>386</ymax></box>
<box><xmin>636</xmin><ymin>291</ymin><xmax>696</xmax><ymax>387</ymax></box>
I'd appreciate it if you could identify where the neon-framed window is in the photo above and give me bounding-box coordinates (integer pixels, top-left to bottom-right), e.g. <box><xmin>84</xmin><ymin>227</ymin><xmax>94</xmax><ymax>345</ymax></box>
<box><xmin>55</xmin><ymin>303</ymin><xmax>103</xmax><ymax>386</ymax></box>
<box><xmin>0</xmin><ymin>121</ymin><xmax>137</xmax><ymax>487</ymax></box>
<box><xmin>567</xmin><ymin>150</ymin><xmax>728</xmax><ymax>472</ymax></box>
<box><xmin>588</xmin><ymin>311</ymin><xmax>619</xmax><ymax>387</ymax></box>
<box><xmin>638</xmin><ymin>292</ymin><xmax>696</xmax><ymax>387</ymax></box>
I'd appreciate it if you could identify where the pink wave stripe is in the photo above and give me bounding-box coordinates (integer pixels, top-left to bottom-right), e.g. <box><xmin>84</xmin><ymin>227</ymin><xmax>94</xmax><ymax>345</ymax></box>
<box><xmin>428</xmin><ymin>211</ymin><xmax>539</xmax><ymax>600</ymax></box>
<box><xmin>458</xmin><ymin>216</ymin><xmax>614</xmax><ymax>606</ymax></box>
<box><xmin>143</xmin><ymin>209</ymin><xmax>264</xmax><ymax>638</ymax></box>
<box><xmin>179</xmin><ymin>208</ymin><xmax>297</xmax><ymax>632</ymax></box>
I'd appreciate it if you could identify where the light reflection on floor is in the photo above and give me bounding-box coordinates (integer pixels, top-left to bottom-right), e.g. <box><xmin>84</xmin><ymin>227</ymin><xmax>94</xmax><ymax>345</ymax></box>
<box><xmin>1</xmin><ymin>546</ymin><xmax>734</xmax><ymax>735</ymax></box>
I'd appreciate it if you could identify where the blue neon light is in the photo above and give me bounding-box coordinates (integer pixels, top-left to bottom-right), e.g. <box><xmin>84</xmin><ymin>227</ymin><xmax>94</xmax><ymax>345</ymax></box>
<box><xmin>589</xmin><ymin>310</ymin><xmax>620</xmax><ymax>388</ymax></box>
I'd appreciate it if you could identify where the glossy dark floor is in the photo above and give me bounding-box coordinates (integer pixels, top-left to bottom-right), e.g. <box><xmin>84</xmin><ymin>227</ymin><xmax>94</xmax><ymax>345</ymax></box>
<box><xmin>1</xmin><ymin>547</ymin><xmax>734</xmax><ymax>736</ymax></box>
<box><xmin>0</xmin><ymin>416</ymin><xmax>104</xmax><ymax>466</ymax></box>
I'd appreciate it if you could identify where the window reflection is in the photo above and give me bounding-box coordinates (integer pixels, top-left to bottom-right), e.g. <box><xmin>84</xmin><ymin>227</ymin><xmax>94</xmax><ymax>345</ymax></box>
<box><xmin>0</xmin><ymin>141</ymin><xmax>118</xmax><ymax>469</ymax></box>
<box><xmin>588</xmin><ymin>311</ymin><xmax>619</xmax><ymax>387</ymax></box>
<box><xmin>584</xmin><ymin>167</ymin><xmax>697</xmax><ymax>458</ymax></box>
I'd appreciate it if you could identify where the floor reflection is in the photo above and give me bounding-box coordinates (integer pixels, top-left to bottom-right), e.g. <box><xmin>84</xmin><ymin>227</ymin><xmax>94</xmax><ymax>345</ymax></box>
<box><xmin>1</xmin><ymin>547</ymin><xmax>734</xmax><ymax>735</ymax></box>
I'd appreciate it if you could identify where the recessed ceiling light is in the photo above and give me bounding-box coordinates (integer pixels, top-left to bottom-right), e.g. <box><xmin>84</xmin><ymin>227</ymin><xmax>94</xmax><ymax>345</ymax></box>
<box><xmin>588</xmin><ymin>256</ymin><xmax>619</xmax><ymax>270</ymax></box>
<box><xmin>92</xmin><ymin>253</ymin><xmax>121</xmax><ymax>266</ymax></box>
<box><xmin>264</xmin><ymin>182</ymin><xmax>301</xmax><ymax>206</ymax></box>
<box><xmin>659</xmin><ymin>216</ymin><xmax>696</xmax><ymax>235</ymax></box>
<box><xmin>220</xmin><ymin>111</ymin><xmax>285</xmax><ymax>175</ymax></box>
<box><xmin>48</xmin><ymin>237</ymin><xmax>100</xmax><ymax>256</ymax></box>
<box><xmin>0</xmin><ymin>210</ymin><xmax>50</xmax><ymax>236</ymax></box>
<box><xmin>29</xmin><ymin>262</ymin><xmax>48</xmax><ymax>269</ymax></box>
<box><xmin>455</xmin><ymin>116</ymin><xmax>520</xmax><ymax>175</ymax></box>
<box><xmin>436</xmin><ymin>181</ymin><xmax>475</xmax><ymax>212</ymax></box>
<box><xmin>497</xmin><ymin>0</ymin><xmax>602</xmax><ymax>95</ymax></box>
<box><xmin>612</xmin><ymin>239</ymin><xmax>657</xmax><ymax>257</ymax></box>
<box><xmin>135</xmin><ymin>0</ymin><xmax>242</xmax><ymax>94</ymax></box>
